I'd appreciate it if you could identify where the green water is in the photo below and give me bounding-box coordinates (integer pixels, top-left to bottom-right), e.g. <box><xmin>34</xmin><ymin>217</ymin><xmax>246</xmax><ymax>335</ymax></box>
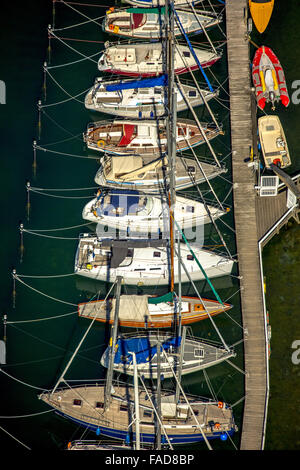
<box><xmin>0</xmin><ymin>0</ymin><xmax>298</xmax><ymax>452</ymax></box>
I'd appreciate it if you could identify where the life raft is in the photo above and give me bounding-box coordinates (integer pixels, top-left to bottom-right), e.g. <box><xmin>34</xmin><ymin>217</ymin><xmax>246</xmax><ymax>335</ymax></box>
<box><xmin>252</xmin><ymin>46</ymin><xmax>290</xmax><ymax>111</ymax></box>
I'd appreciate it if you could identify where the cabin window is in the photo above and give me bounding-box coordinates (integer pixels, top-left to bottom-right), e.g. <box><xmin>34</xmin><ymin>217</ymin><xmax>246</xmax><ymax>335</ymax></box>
<box><xmin>120</xmin><ymin>404</ymin><xmax>128</xmax><ymax>412</ymax></box>
<box><xmin>95</xmin><ymin>401</ymin><xmax>104</xmax><ymax>409</ymax></box>
<box><xmin>183</xmin><ymin>51</ymin><xmax>190</xmax><ymax>57</ymax></box>
<box><xmin>134</xmin><ymin>268</ymin><xmax>146</xmax><ymax>271</ymax></box>
<box><xmin>266</xmin><ymin>125</ymin><xmax>275</xmax><ymax>131</ymax></box>
<box><xmin>187</xmin><ymin>254</ymin><xmax>194</xmax><ymax>261</ymax></box>
<box><xmin>194</xmin><ymin>348</ymin><xmax>204</xmax><ymax>358</ymax></box>
<box><xmin>127</xmin><ymin>248</ymin><xmax>134</xmax><ymax>257</ymax></box>
<box><xmin>153</xmin><ymin>251</ymin><xmax>161</xmax><ymax>258</ymax></box>
<box><xmin>143</xmin><ymin>409</ymin><xmax>152</xmax><ymax>418</ymax></box>
<box><xmin>154</xmin><ymin>88</ymin><xmax>161</xmax><ymax>94</ymax></box>
<box><xmin>73</xmin><ymin>399</ymin><xmax>82</xmax><ymax>406</ymax></box>
<box><xmin>188</xmin><ymin>90</ymin><xmax>197</xmax><ymax>97</ymax></box>
<box><xmin>187</xmin><ymin>166</ymin><xmax>196</xmax><ymax>173</ymax></box>
<box><xmin>186</xmin><ymin>206</ymin><xmax>195</xmax><ymax>213</ymax></box>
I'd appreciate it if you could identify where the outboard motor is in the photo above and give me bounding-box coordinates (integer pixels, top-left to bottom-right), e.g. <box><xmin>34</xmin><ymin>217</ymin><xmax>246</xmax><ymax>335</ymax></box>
<box><xmin>269</xmin><ymin>91</ymin><xmax>276</xmax><ymax>110</ymax></box>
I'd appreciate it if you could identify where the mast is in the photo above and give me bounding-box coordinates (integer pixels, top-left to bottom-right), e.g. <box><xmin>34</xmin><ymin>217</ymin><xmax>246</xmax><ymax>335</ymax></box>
<box><xmin>104</xmin><ymin>275</ymin><xmax>122</xmax><ymax>410</ymax></box>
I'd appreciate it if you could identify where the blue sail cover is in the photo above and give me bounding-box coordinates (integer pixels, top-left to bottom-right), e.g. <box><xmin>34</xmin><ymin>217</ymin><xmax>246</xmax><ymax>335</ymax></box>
<box><xmin>106</xmin><ymin>74</ymin><xmax>168</xmax><ymax>92</ymax></box>
<box><xmin>114</xmin><ymin>336</ymin><xmax>182</xmax><ymax>365</ymax></box>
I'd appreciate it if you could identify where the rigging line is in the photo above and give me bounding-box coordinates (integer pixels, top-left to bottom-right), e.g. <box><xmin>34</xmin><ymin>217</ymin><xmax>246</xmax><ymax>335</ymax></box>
<box><xmin>41</xmin><ymin>69</ymin><xmax>90</xmax><ymax>107</ymax></box>
<box><xmin>58</xmin><ymin>0</ymin><xmax>105</xmax><ymax>27</ymax></box>
<box><xmin>46</xmin><ymin>49</ymin><xmax>100</xmax><ymax>70</ymax></box>
<box><xmin>48</xmin><ymin>28</ymin><xmax>99</xmax><ymax>65</ymax></box>
<box><xmin>202</xmin><ymin>369</ymin><xmax>217</xmax><ymax>401</ymax></box>
<box><xmin>51</xmin><ymin>36</ymin><xmax>105</xmax><ymax>44</ymax></box>
<box><xmin>138</xmin><ymin>374</ymin><xmax>174</xmax><ymax>450</ymax></box>
<box><xmin>174</xmin><ymin>42</ymin><xmax>221</xmax><ymax>136</ymax></box>
<box><xmin>6</xmin><ymin>310</ymin><xmax>77</xmax><ymax>324</ymax></box>
<box><xmin>22</xmin><ymin>229</ymin><xmax>80</xmax><ymax>241</ymax></box>
<box><xmin>174</xmin><ymin>245</ymin><xmax>232</xmax><ymax>352</ymax></box>
<box><xmin>0</xmin><ymin>410</ymin><xmax>54</xmax><ymax>419</ymax></box>
<box><xmin>218</xmin><ymin>217</ymin><xmax>236</xmax><ymax>234</ymax></box>
<box><xmin>13</xmin><ymin>275</ymin><xmax>77</xmax><ymax>307</ymax></box>
<box><xmin>178</xmin><ymin>153</ymin><xmax>233</xmax><ymax>259</ymax></box>
<box><xmin>39</xmin><ymin>108</ymin><xmax>83</xmax><ymax>142</ymax></box>
<box><xmin>8</xmin><ymin>321</ymin><xmax>105</xmax><ymax>364</ymax></box>
<box><xmin>160</xmin><ymin>347</ymin><xmax>213</xmax><ymax>451</ymax></box>
<box><xmin>52</xmin><ymin>13</ymin><xmax>105</xmax><ymax>32</ymax></box>
<box><xmin>36</xmin><ymin>132</ymin><xmax>83</xmax><ymax>147</ymax></box>
<box><xmin>0</xmin><ymin>425</ymin><xmax>31</xmax><ymax>450</ymax></box>
<box><xmin>51</xmin><ymin>281</ymin><xmax>115</xmax><ymax>395</ymax></box>
<box><xmin>35</xmin><ymin>145</ymin><xmax>99</xmax><ymax>160</ymax></box>
<box><xmin>29</xmin><ymin>185</ymin><xmax>98</xmax><ymax>192</ymax></box>
<box><xmin>21</xmin><ymin>222</ymin><xmax>91</xmax><ymax>232</ymax></box>
<box><xmin>16</xmin><ymin>271</ymin><xmax>77</xmax><ymax>279</ymax></box>
<box><xmin>225</xmin><ymin>359</ymin><xmax>247</xmax><ymax>376</ymax></box>
<box><xmin>27</xmin><ymin>189</ymin><xmax>93</xmax><ymax>200</ymax></box>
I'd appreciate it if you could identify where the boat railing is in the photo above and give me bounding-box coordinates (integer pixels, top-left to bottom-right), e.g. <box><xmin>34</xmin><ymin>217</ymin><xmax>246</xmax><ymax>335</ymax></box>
<box><xmin>118</xmin><ymin>330</ymin><xmax>234</xmax><ymax>352</ymax></box>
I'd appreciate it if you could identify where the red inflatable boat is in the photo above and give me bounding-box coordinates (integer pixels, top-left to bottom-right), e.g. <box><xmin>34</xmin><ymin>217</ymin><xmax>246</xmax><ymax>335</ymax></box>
<box><xmin>252</xmin><ymin>46</ymin><xmax>289</xmax><ymax>111</ymax></box>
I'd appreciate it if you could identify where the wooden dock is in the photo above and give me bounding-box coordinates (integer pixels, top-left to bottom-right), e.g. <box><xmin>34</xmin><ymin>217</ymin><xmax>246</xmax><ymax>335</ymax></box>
<box><xmin>226</xmin><ymin>0</ymin><xmax>300</xmax><ymax>450</ymax></box>
<box><xmin>226</xmin><ymin>0</ymin><xmax>268</xmax><ymax>450</ymax></box>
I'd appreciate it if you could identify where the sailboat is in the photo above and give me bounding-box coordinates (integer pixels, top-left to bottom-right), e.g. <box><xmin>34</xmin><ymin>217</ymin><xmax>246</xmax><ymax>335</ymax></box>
<box><xmin>249</xmin><ymin>0</ymin><xmax>274</xmax><ymax>34</ymax></box>
<box><xmin>97</xmin><ymin>41</ymin><xmax>221</xmax><ymax>77</ymax></box>
<box><xmin>82</xmin><ymin>189</ymin><xmax>228</xmax><ymax>232</ymax></box>
<box><xmin>94</xmin><ymin>154</ymin><xmax>225</xmax><ymax>193</ymax></box>
<box><xmin>84</xmin><ymin>76</ymin><xmax>217</xmax><ymax>118</ymax></box>
<box><xmin>100</xmin><ymin>331</ymin><xmax>236</xmax><ymax>379</ymax></box>
<box><xmin>77</xmin><ymin>293</ymin><xmax>233</xmax><ymax>328</ymax></box>
<box><xmin>83</xmin><ymin>118</ymin><xmax>221</xmax><ymax>157</ymax></box>
<box><xmin>74</xmin><ymin>234</ymin><xmax>234</xmax><ymax>285</ymax></box>
<box><xmin>103</xmin><ymin>7</ymin><xmax>222</xmax><ymax>40</ymax></box>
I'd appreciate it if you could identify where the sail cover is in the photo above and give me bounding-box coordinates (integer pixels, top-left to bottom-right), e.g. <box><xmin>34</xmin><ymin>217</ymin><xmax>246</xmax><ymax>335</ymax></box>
<box><xmin>106</xmin><ymin>74</ymin><xmax>168</xmax><ymax>92</ymax></box>
<box><xmin>113</xmin><ymin>335</ymin><xmax>181</xmax><ymax>365</ymax></box>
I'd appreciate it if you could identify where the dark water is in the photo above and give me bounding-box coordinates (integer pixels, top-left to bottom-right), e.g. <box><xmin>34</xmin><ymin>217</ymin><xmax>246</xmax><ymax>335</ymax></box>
<box><xmin>0</xmin><ymin>0</ymin><xmax>297</xmax><ymax>452</ymax></box>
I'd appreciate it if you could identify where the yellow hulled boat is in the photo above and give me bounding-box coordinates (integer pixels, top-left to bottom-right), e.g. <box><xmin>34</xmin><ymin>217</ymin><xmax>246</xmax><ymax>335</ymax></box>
<box><xmin>249</xmin><ymin>0</ymin><xmax>274</xmax><ymax>33</ymax></box>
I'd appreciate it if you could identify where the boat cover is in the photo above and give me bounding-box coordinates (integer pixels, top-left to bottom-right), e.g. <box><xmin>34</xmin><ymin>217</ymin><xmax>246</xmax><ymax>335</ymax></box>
<box><xmin>113</xmin><ymin>335</ymin><xmax>182</xmax><ymax>365</ymax></box>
